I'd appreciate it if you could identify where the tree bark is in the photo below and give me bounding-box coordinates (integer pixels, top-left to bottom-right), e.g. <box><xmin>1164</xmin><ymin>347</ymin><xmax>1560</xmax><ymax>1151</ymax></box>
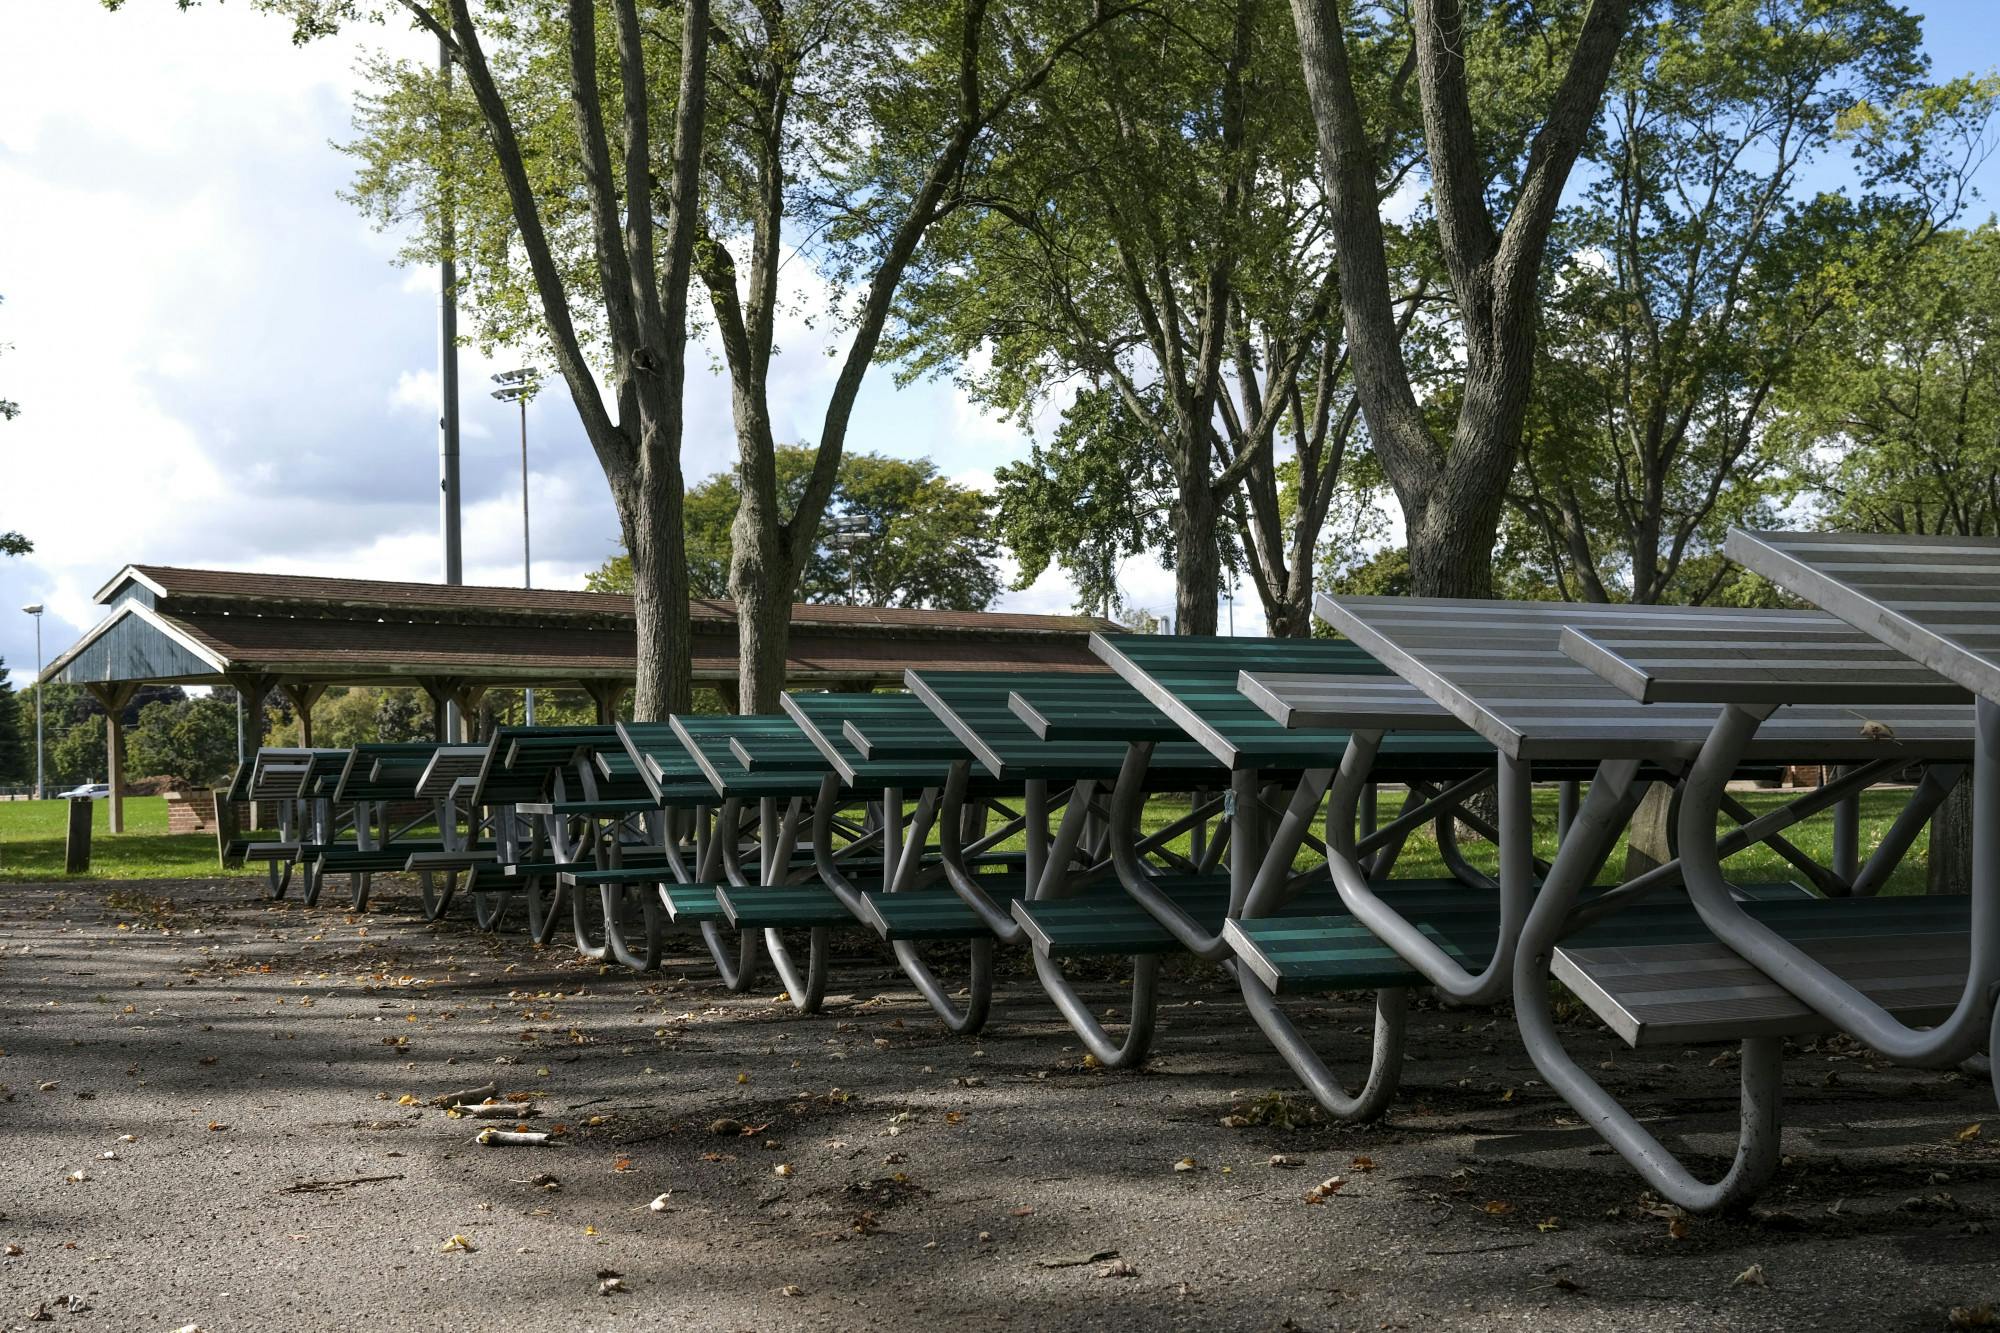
<box><xmin>1173</xmin><ymin>458</ymin><xmax>1221</xmax><ymax>635</ymax></box>
<box><xmin>1289</xmin><ymin>0</ymin><xmax>1634</xmax><ymax>597</ymax></box>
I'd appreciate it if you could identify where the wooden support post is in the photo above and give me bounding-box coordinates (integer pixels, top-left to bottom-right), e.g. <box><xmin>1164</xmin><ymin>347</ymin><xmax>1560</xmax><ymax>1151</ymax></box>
<box><xmin>581</xmin><ymin>679</ymin><xmax>628</xmax><ymax>724</ymax></box>
<box><xmin>224</xmin><ymin>672</ymin><xmax>276</xmax><ymax>830</ymax></box>
<box><xmin>64</xmin><ymin>796</ymin><xmax>93</xmax><ymax>874</ymax></box>
<box><xmin>284</xmin><ymin>683</ymin><xmax>326</xmax><ymax>748</ymax></box>
<box><xmin>83</xmin><ymin>682</ymin><xmax>139</xmax><ymax>835</ymax></box>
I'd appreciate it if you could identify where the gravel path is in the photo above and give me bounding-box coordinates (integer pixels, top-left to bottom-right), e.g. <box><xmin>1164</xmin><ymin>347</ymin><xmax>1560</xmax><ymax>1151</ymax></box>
<box><xmin>0</xmin><ymin>877</ymin><xmax>1994</xmax><ymax>1332</ymax></box>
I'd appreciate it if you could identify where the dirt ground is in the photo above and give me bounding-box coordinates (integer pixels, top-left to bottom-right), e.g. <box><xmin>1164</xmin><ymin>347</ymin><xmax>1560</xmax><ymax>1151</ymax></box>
<box><xmin>0</xmin><ymin>876</ymin><xmax>1994</xmax><ymax>1333</ymax></box>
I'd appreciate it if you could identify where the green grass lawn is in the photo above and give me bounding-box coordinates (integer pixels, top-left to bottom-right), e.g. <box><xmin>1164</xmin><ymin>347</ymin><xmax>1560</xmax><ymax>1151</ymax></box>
<box><xmin>0</xmin><ymin>786</ymin><xmax>1936</xmax><ymax>892</ymax></box>
<box><xmin>0</xmin><ymin>796</ymin><xmax>257</xmax><ymax>882</ymax></box>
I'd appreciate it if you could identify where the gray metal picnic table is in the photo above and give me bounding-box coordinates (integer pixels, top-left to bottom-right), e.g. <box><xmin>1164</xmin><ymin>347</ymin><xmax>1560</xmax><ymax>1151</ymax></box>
<box><xmin>1275</xmin><ymin>591</ymin><xmax>1978</xmax><ymax>1209</ymax></box>
<box><xmin>1705</xmin><ymin>530</ymin><xmax>2000</xmax><ymax>1105</ymax></box>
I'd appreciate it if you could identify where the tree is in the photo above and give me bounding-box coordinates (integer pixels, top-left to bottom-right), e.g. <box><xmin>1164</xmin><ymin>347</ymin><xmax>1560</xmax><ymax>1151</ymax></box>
<box><xmin>1781</xmin><ymin>225</ymin><xmax>2000</xmax><ymax>537</ymax></box>
<box><xmin>127</xmin><ymin>694</ymin><xmax>240</xmax><ymax>786</ymax></box>
<box><xmin>287</xmin><ymin>0</ymin><xmax>712</xmax><ymax>719</ymax></box>
<box><xmin>1506</xmin><ymin>0</ymin><xmax>1997</xmax><ymax>603</ymax></box>
<box><xmin>692</xmin><ymin>0</ymin><xmax>1125</xmax><ymax>707</ymax></box>
<box><xmin>0</xmin><ymin>659</ymin><xmax>24</xmax><ymax>784</ymax></box>
<box><xmin>989</xmin><ymin>388</ymin><xmax>1177</xmax><ymax>621</ymax></box>
<box><xmin>1289</xmin><ymin>0</ymin><xmax>1637</xmax><ymax>597</ymax></box>
<box><xmin>898</xmin><ymin>0</ymin><xmax>1408</xmax><ymax>636</ymax></box>
<box><xmin>589</xmin><ymin>447</ymin><xmax>1002</xmax><ymax>610</ymax></box>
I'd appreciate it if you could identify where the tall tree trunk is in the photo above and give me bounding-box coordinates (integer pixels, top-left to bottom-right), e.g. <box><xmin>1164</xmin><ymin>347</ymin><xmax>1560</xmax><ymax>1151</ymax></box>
<box><xmin>1173</xmin><ymin>461</ymin><xmax>1220</xmax><ymax>635</ymax></box>
<box><xmin>619</xmin><ymin>459</ymin><xmax>693</xmax><ymax>721</ymax></box>
<box><xmin>729</xmin><ymin>478</ymin><xmax>795</xmax><ymax>713</ymax></box>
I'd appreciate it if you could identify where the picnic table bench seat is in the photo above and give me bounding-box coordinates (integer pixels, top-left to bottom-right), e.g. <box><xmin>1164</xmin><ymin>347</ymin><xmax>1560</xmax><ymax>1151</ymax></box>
<box><xmin>1227</xmin><ymin>886</ymin><xmax>1961</xmax><ymax>1015</ymax></box>
<box><xmin>316</xmin><ymin>841</ymin><xmax>469</xmax><ymax>874</ymax></box>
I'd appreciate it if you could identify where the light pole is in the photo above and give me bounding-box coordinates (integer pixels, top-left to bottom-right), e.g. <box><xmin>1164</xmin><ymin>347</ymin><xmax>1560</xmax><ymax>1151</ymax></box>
<box><xmin>825</xmin><ymin>515</ymin><xmax>872</xmax><ymax>604</ymax></box>
<box><xmin>21</xmin><ymin>604</ymin><xmax>44</xmax><ymax>799</ymax></box>
<box><xmin>492</xmin><ymin>369</ymin><xmax>538</xmax><ymax>723</ymax></box>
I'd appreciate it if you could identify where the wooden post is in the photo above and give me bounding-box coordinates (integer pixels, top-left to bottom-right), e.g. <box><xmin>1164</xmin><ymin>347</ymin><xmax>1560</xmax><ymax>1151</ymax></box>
<box><xmin>83</xmin><ymin>682</ymin><xmax>139</xmax><ymax>835</ymax></box>
<box><xmin>224</xmin><ymin>672</ymin><xmax>276</xmax><ymax>831</ymax></box>
<box><xmin>582</xmin><ymin>679</ymin><xmax>628</xmax><ymax>724</ymax></box>
<box><xmin>284</xmin><ymin>683</ymin><xmax>326</xmax><ymax>747</ymax></box>
<box><xmin>64</xmin><ymin>796</ymin><xmax>93</xmax><ymax>874</ymax></box>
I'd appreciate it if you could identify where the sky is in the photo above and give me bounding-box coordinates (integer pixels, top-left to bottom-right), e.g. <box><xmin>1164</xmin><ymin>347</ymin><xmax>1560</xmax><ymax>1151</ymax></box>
<box><xmin>2</xmin><ymin>1</ymin><xmax>1998</xmax><ymax>689</ymax></box>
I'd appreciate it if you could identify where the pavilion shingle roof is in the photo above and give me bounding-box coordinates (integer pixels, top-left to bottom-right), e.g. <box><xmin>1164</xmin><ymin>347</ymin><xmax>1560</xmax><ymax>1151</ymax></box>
<box><xmin>112</xmin><ymin>564</ymin><xmax>1110</xmax><ymax>638</ymax></box>
<box><xmin>51</xmin><ymin>563</ymin><xmax>1118</xmax><ymax>688</ymax></box>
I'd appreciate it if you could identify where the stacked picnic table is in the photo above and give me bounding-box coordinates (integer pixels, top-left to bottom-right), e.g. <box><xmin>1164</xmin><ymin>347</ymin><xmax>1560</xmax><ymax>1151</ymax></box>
<box><xmin>219</xmin><ymin>526</ymin><xmax>1998</xmax><ymax>1212</ymax></box>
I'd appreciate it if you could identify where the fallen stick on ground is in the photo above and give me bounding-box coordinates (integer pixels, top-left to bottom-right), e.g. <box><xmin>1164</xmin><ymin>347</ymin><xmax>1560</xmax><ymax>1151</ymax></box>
<box><xmin>432</xmin><ymin>1082</ymin><xmax>498</xmax><ymax>1108</ymax></box>
<box><xmin>476</xmin><ymin>1128</ymin><xmax>551</xmax><ymax>1147</ymax></box>
<box><xmin>280</xmin><ymin>1173</ymin><xmax>406</xmax><ymax>1195</ymax></box>
<box><xmin>453</xmin><ymin>1100</ymin><xmax>541</xmax><ymax>1119</ymax></box>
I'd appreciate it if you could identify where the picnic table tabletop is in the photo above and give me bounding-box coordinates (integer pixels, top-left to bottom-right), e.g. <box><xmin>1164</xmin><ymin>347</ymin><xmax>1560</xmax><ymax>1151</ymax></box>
<box><xmin>1314</xmin><ymin>594</ymin><xmax>1974</xmax><ymax>762</ymax></box>
<box><xmin>616</xmin><ymin>721</ymin><xmax>732</xmax><ymax>807</ymax></box>
<box><xmin>905</xmin><ymin>668</ymin><xmax>1223</xmax><ymax>782</ymax></box>
<box><xmin>1727</xmin><ymin>528</ymin><xmax>2000</xmax><ymax>704</ymax></box>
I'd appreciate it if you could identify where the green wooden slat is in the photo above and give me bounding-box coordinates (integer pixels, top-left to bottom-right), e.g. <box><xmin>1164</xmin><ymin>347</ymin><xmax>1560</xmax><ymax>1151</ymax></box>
<box><xmin>661</xmin><ymin>884</ymin><xmax>728</xmax><ymax>924</ymax></box>
<box><xmin>864</xmin><ymin>886</ymin><xmax>1026</xmax><ymax>940</ymax></box>
<box><xmin>905</xmin><ymin>670</ymin><xmax>1224</xmax><ymax>782</ymax></box>
<box><xmin>719</xmin><ymin>884</ymin><xmax>861</xmax><ymax>929</ymax></box>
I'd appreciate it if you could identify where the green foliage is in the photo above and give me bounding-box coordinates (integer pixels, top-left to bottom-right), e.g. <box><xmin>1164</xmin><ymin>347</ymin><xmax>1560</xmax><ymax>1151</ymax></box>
<box><xmin>992</xmin><ymin>389</ymin><xmax>1176</xmax><ymax>618</ymax></box>
<box><xmin>0</xmin><ymin>660</ymin><xmax>23</xmax><ymax>783</ymax></box>
<box><xmin>1780</xmin><ymin>225</ymin><xmax>2000</xmax><ymax>536</ymax></box>
<box><xmin>590</xmin><ymin>447</ymin><xmax>1000</xmax><ymax>610</ymax></box>
<box><xmin>298</xmin><ymin>686</ymin><xmax>437</xmax><ymax>749</ymax></box>
<box><xmin>1509</xmin><ymin>0</ymin><xmax>1996</xmax><ymax>604</ymax></box>
<box><xmin>126</xmin><ymin>694</ymin><xmax>238</xmax><ymax>786</ymax></box>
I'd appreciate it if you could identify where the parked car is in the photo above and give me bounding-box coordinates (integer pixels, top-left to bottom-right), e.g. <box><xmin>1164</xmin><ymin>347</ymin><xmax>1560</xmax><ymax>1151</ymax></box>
<box><xmin>55</xmin><ymin>783</ymin><xmax>111</xmax><ymax>800</ymax></box>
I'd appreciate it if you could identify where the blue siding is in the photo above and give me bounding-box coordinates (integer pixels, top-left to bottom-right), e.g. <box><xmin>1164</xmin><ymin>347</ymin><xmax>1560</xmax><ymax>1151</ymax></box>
<box><xmin>49</xmin><ymin>613</ymin><xmax>219</xmax><ymax>685</ymax></box>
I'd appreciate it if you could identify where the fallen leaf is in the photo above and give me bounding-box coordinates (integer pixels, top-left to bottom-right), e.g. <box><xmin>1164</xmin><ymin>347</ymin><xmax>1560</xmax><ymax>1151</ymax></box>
<box><xmin>1668</xmin><ymin>1217</ymin><xmax>1691</xmax><ymax>1241</ymax></box>
<box><xmin>613</xmin><ymin>1157</ymin><xmax>633</xmax><ymax>1173</ymax></box>
<box><xmin>598</xmin><ymin>1276</ymin><xmax>628</xmax><ymax>1295</ymax></box>
<box><xmin>207</xmin><ymin>1121</ymin><xmax>229</xmax><ymax>1133</ymax></box>
<box><xmin>1268</xmin><ymin>1154</ymin><xmax>1304</xmax><ymax>1169</ymax></box>
<box><xmin>1349</xmin><ymin>1155</ymin><xmax>1376</xmax><ymax>1172</ymax></box>
<box><xmin>648</xmin><ymin>1193</ymin><xmax>671</xmax><ymax>1213</ymax></box>
<box><xmin>709</xmin><ymin>1118</ymin><xmax>744</xmax><ymax>1136</ymax></box>
<box><xmin>1008</xmin><ymin>1206</ymin><xmax>1033</xmax><ymax>1217</ymax></box>
<box><xmin>1947</xmin><ymin>1305</ymin><xmax>1997</xmax><ymax>1329</ymax></box>
<box><xmin>1537</xmin><ymin>1217</ymin><xmax>1561</xmax><ymax>1233</ymax></box>
<box><xmin>1303</xmin><ymin>1176</ymin><xmax>1344</xmax><ymax>1204</ymax></box>
<box><xmin>439</xmin><ymin>1234</ymin><xmax>476</xmax><ymax>1253</ymax></box>
<box><xmin>1483</xmin><ymin>1200</ymin><xmax>1514</xmax><ymax>1216</ymax></box>
<box><xmin>780</xmin><ymin>1284</ymin><xmax>804</xmax><ymax>1297</ymax></box>
<box><xmin>4</xmin><ymin>1244</ymin><xmax>21</xmax><ymax>1257</ymax></box>
<box><xmin>1096</xmin><ymin>1258</ymin><xmax>1139</xmax><ymax>1279</ymax></box>
<box><xmin>1957</xmin><ymin>1123</ymin><xmax>1983</xmax><ymax>1143</ymax></box>
<box><xmin>1733</xmin><ymin>1264</ymin><xmax>1767</xmax><ymax>1288</ymax></box>
<box><xmin>1036</xmin><ymin>1249</ymin><xmax>1119</xmax><ymax>1269</ymax></box>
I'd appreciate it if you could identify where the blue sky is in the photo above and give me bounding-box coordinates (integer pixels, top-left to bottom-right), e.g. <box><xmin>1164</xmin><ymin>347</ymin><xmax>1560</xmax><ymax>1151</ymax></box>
<box><xmin>2</xmin><ymin>1</ymin><xmax>1997</xmax><ymax>687</ymax></box>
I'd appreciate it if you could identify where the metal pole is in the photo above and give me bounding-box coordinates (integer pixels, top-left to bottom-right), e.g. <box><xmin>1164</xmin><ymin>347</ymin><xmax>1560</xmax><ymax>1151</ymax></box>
<box><xmin>438</xmin><ymin>35</ymin><xmax>464</xmax><ymax>741</ymax></box>
<box><xmin>31</xmin><ymin>611</ymin><xmax>45</xmax><ymax>800</ymax></box>
<box><xmin>520</xmin><ymin>391</ymin><xmax>535</xmax><ymax>725</ymax></box>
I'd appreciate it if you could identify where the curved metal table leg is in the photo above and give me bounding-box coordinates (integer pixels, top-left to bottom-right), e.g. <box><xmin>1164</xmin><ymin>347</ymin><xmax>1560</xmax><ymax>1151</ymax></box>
<box><xmin>569</xmin><ymin>876</ymin><xmax>610</xmax><ymax>961</ymax></box>
<box><xmin>896</xmin><ymin>939</ymin><xmax>994</xmax><ymax>1035</ymax></box>
<box><xmin>523</xmin><ymin>875</ymin><xmax>565</xmax><ymax>945</ymax></box>
<box><xmin>265</xmin><ymin>860</ymin><xmax>289</xmax><ymax>901</ymax></box>
<box><xmin>1517</xmin><ymin>760</ymin><xmax>1783</xmax><ymax>1213</ymax></box>
<box><xmin>419</xmin><ymin>871</ymin><xmax>457</xmax><ymax>922</ymax></box>
<box><xmin>472</xmin><ymin>886</ymin><xmax>510</xmax><ymax>932</ymax></box>
<box><xmin>1237</xmin><ymin>971</ymin><xmax>1406</xmax><ymax>1121</ymax></box>
<box><xmin>701</xmin><ymin>921</ymin><xmax>764</xmax><ymax>992</ymax></box>
<box><xmin>1033</xmin><ymin>952</ymin><xmax>1160</xmax><ymax>1067</ymax></box>
<box><xmin>767</xmin><ymin>927</ymin><xmax>831</xmax><ymax>1013</ymax></box>
<box><xmin>348</xmin><ymin>871</ymin><xmax>371</xmax><ymax>912</ymax></box>
<box><xmin>601</xmin><ymin>882</ymin><xmax>663</xmax><ymax>971</ymax></box>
